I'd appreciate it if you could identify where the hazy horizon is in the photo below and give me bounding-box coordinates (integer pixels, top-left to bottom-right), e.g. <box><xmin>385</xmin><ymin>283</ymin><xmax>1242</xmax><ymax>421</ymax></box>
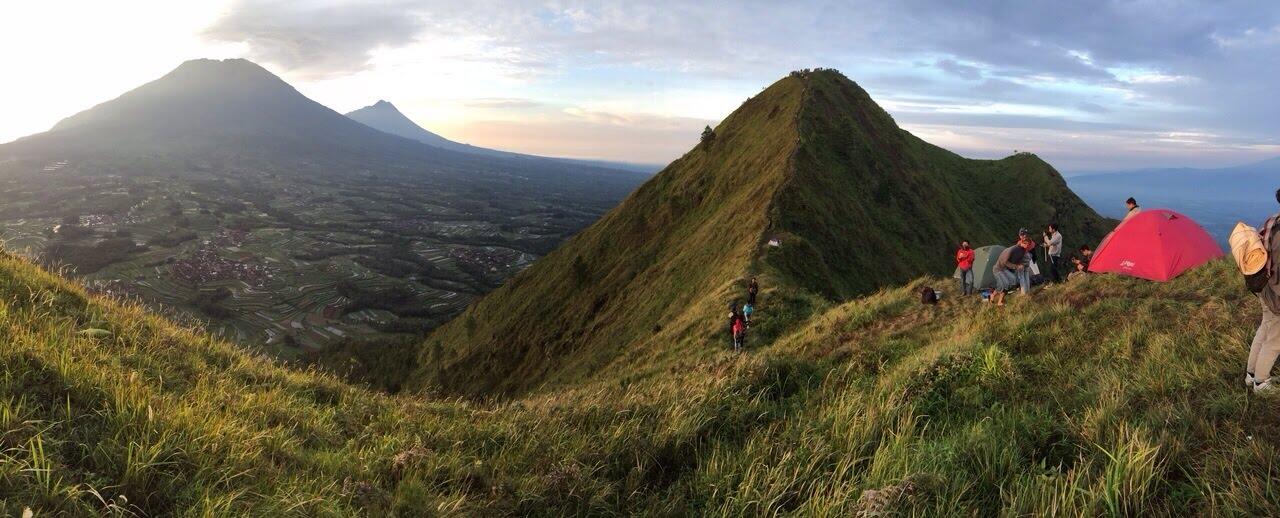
<box><xmin>5</xmin><ymin>1</ymin><xmax>1280</xmax><ymax>171</ymax></box>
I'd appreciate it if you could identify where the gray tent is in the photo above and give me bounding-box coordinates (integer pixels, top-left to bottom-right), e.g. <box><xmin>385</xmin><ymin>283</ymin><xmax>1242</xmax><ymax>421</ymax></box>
<box><xmin>954</xmin><ymin>245</ymin><xmax>1005</xmax><ymax>290</ymax></box>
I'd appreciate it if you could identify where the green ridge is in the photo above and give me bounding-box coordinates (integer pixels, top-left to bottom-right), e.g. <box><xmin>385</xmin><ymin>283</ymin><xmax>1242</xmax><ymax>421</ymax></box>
<box><xmin>413</xmin><ymin>70</ymin><xmax>1112</xmax><ymax>398</ymax></box>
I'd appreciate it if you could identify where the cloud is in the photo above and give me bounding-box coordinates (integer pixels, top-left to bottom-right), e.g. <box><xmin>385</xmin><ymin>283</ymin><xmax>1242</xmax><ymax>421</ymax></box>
<box><xmin>203</xmin><ymin>0</ymin><xmax>427</xmax><ymax>79</ymax></box>
<box><xmin>462</xmin><ymin>98</ymin><xmax>544</xmax><ymax>109</ymax></box>
<box><xmin>1076</xmin><ymin>101</ymin><xmax>1110</xmax><ymax>114</ymax></box>
<box><xmin>935</xmin><ymin>59</ymin><xmax>982</xmax><ymax>80</ymax></box>
<box><xmin>200</xmin><ymin>0</ymin><xmax>1280</xmax><ymax>170</ymax></box>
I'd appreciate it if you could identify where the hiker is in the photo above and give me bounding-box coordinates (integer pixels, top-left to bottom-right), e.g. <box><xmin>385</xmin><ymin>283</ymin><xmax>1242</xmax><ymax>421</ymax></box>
<box><xmin>727</xmin><ymin>303</ymin><xmax>740</xmax><ymax>348</ymax></box>
<box><xmin>991</xmin><ymin>244</ymin><xmax>1026</xmax><ymax>306</ymax></box>
<box><xmin>1248</xmin><ymin>189</ymin><xmax>1280</xmax><ymax>393</ymax></box>
<box><xmin>732</xmin><ymin>310</ymin><xmax>747</xmax><ymax>351</ymax></box>
<box><xmin>1076</xmin><ymin>244</ymin><xmax>1093</xmax><ymax>270</ymax></box>
<box><xmin>747</xmin><ymin>277</ymin><xmax>759</xmax><ymax>305</ymax></box>
<box><xmin>955</xmin><ymin>240</ymin><xmax>975</xmax><ymax>295</ymax></box>
<box><xmin>1123</xmin><ymin>197</ymin><xmax>1142</xmax><ymax>221</ymax></box>
<box><xmin>743</xmin><ymin>302</ymin><xmax>754</xmax><ymax>325</ymax></box>
<box><xmin>1043</xmin><ymin>223</ymin><xmax>1063</xmax><ymax>283</ymax></box>
<box><xmin>1016</xmin><ymin>229</ymin><xmax>1036</xmax><ymax>294</ymax></box>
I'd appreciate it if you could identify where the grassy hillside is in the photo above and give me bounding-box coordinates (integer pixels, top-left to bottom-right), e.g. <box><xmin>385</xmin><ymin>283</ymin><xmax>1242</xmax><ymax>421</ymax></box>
<box><xmin>3</xmin><ymin>249</ymin><xmax>1279</xmax><ymax>515</ymax></box>
<box><xmin>414</xmin><ymin>69</ymin><xmax>1111</xmax><ymax>398</ymax></box>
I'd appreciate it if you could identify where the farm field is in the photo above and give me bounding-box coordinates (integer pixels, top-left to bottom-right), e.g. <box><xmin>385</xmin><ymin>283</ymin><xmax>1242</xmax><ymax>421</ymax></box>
<box><xmin>0</xmin><ymin>156</ymin><xmax>606</xmax><ymax>355</ymax></box>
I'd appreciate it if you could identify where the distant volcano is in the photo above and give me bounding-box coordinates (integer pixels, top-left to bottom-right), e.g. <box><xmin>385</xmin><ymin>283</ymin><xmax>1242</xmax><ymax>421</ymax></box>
<box><xmin>1</xmin><ymin>58</ymin><xmax>648</xmax><ymax>192</ymax></box>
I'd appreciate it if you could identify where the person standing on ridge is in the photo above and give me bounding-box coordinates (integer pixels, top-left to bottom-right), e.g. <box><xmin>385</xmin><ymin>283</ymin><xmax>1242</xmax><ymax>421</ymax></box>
<box><xmin>955</xmin><ymin>240</ymin><xmax>975</xmax><ymax>295</ymax></box>
<box><xmin>1123</xmin><ymin>197</ymin><xmax>1142</xmax><ymax>222</ymax></box>
<box><xmin>1043</xmin><ymin>223</ymin><xmax>1063</xmax><ymax>283</ymax></box>
<box><xmin>991</xmin><ymin>244</ymin><xmax>1026</xmax><ymax>307</ymax></box>
<box><xmin>747</xmin><ymin>277</ymin><xmax>759</xmax><ymax>305</ymax></box>
<box><xmin>1248</xmin><ymin>189</ymin><xmax>1280</xmax><ymax>393</ymax></box>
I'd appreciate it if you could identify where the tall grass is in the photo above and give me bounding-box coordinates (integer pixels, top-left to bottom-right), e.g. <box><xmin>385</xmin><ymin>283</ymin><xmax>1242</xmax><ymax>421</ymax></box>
<box><xmin>1</xmin><ymin>250</ymin><xmax>1277</xmax><ymax>515</ymax></box>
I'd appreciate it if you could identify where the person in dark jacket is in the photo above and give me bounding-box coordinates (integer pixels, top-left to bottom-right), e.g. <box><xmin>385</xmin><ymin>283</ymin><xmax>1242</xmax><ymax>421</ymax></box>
<box><xmin>747</xmin><ymin>277</ymin><xmax>759</xmax><ymax>305</ymax></box>
<box><xmin>1043</xmin><ymin>223</ymin><xmax>1063</xmax><ymax>283</ymax></box>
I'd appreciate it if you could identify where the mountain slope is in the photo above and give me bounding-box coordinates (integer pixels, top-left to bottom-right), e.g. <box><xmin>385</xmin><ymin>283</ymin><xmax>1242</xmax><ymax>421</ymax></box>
<box><xmin>345</xmin><ymin>99</ymin><xmax>661</xmax><ymax>173</ymax></box>
<box><xmin>4</xmin><ymin>247</ymin><xmax>1278</xmax><ymax>515</ymax></box>
<box><xmin>413</xmin><ymin>69</ymin><xmax>1113</xmax><ymax>398</ymax></box>
<box><xmin>346</xmin><ymin>99</ymin><xmax>499</xmax><ymax>155</ymax></box>
<box><xmin>2</xmin><ymin>58</ymin><xmax>648</xmax><ymax>194</ymax></box>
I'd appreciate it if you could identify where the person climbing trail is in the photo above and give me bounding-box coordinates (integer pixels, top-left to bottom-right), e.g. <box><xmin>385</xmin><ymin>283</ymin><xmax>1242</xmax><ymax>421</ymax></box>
<box><xmin>743</xmin><ymin>302</ymin><xmax>754</xmax><ymax>326</ymax></box>
<box><xmin>731</xmin><ymin>309</ymin><xmax>747</xmax><ymax>351</ymax></box>
<box><xmin>747</xmin><ymin>277</ymin><xmax>759</xmax><ymax>305</ymax></box>
<box><xmin>727</xmin><ymin>302</ymin><xmax>740</xmax><ymax>349</ymax></box>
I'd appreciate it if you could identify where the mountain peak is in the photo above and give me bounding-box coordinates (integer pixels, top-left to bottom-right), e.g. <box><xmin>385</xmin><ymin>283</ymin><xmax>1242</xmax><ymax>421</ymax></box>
<box><xmin>414</xmin><ymin>69</ymin><xmax>1113</xmax><ymax>397</ymax></box>
<box><xmin>373</xmin><ymin>99</ymin><xmax>395</xmax><ymax>108</ymax></box>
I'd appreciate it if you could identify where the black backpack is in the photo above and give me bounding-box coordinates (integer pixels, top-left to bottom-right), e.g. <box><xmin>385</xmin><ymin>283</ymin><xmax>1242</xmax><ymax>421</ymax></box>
<box><xmin>920</xmin><ymin>287</ymin><xmax>938</xmax><ymax>305</ymax></box>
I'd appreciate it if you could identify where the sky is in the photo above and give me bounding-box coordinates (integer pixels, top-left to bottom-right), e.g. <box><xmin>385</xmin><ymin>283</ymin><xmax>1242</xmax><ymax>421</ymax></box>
<box><xmin>4</xmin><ymin>1</ymin><xmax>1280</xmax><ymax>171</ymax></box>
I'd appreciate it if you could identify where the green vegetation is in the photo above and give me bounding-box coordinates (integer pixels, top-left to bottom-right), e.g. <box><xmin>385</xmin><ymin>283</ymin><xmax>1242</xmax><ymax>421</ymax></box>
<box><xmin>415</xmin><ymin>70</ymin><xmax>1112</xmax><ymax>398</ymax></box>
<box><xmin>2</xmin><ymin>249</ymin><xmax>1278</xmax><ymax>515</ymax></box>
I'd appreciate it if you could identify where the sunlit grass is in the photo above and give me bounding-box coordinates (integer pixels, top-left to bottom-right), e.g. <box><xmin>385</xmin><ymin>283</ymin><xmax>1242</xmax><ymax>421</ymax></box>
<box><xmin>0</xmin><ymin>248</ymin><xmax>1277</xmax><ymax>514</ymax></box>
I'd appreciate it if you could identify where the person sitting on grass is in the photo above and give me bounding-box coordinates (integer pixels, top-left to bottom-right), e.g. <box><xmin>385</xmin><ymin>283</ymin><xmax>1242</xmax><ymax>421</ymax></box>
<box><xmin>1071</xmin><ymin>245</ymin><xmax>1093</xmax><ymax>275</ymax></box>
<box><xmin>1068</xmin><ymin>257</ymin><xmax>1090</xmax><ymax>282</ymax></box>
<box><xmin>991</xmin><ymin>244</ymin><xmax>1026</xmax><ymax>307</ymax></box>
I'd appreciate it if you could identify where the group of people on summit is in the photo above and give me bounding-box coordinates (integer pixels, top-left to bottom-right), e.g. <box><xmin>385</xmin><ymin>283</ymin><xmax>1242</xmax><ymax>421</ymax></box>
<box><xmin>954</xmin><ymin>223</ymin><xmax>1094</xmax><ymax>306</ymax></box>
<box><xmin>952</xmin><ymin>199</ymin><xmax>1137</xmax><ymax>306</ymax></box>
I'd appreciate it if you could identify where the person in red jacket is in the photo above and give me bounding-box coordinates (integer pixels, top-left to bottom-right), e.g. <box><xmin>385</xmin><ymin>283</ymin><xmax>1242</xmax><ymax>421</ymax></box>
<box><xmin>731</xmin><ymin>310</ymin><xmax>747</xmax><ymax>351</ymax></box>
<box><xmin>955</xmin><ymin>240</ymin><xmax>975</xmax><ymax>295</ymax></box>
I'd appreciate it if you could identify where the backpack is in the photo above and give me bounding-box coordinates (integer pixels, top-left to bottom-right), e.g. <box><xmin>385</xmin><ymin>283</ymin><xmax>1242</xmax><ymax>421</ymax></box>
<box><xmin>1248</xmin><ymin>216</ymin><xmax>1279</xmax><ymax>294</ymax></box>
<box><xmin>920</xmin><ymin>286</ymin><xmax>938</xmax><ymax>305</ymax></box>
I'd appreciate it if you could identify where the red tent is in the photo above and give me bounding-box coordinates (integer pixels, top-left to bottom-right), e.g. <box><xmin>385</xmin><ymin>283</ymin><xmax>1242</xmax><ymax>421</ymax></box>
<box><xmin>1089</xmin><ymin>209</ymin><xmax>1224</xmax><ymax>281</ymax></box>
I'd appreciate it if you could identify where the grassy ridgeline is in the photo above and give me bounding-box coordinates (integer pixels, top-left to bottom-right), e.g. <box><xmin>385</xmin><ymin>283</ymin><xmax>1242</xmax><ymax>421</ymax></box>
<box><xmin>2</xmin><ymin>250</ymin><xmax>1278</xmax><ymax>515</ymax></box>
<box><xmin>416</xmin><ymin>69</ymin><xmax>1112</xmax><ymax>400</ymax></box>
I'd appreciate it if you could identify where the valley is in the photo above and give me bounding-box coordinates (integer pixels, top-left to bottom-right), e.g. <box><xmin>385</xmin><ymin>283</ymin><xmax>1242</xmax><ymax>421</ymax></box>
<box><xmin>0</xmin><ymin>58</ymin><xmax>647</xmax><ymax>355</ymax></box>
<box><xmin>0</xmin><ymin>153</ymin><xmax>618</xmax><ymax>355</ymax></box>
